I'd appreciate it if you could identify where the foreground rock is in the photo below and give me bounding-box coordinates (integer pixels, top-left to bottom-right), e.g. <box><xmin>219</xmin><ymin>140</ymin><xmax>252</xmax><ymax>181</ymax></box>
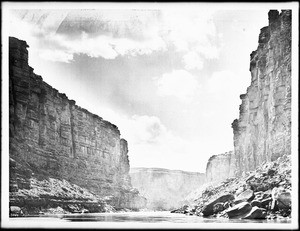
<box><xmin>174</xmin><ymin>154</ymin><xmax>292</xmax><ymax>220</ymax></box>
<box><xmin>243</xmin><ymin>207</ymin><xmax>267</xmax><ymax>219</ymax></box>
<box><xmin>201</xmin><ymin>194</ymin><xmax>234</xmax><ymax>216</ymax></box>
<box><xmin>226</xmin><ymin>202</ymin><xmax>252</xmax><ymax>218</ymax></box>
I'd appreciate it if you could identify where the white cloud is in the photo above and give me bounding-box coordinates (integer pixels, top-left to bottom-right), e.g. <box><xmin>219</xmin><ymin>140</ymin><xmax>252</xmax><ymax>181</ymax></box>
<box><xmin>160</xmin><ymin>9</ymin><xmax>220</xmax><ymax>63</ymax></box>
<box><xmin>206</xmin><ymin>70</ymin><xmax>249</xmax><ymax>96</ymax></box>
<box><xmin>8</xmin><ymin>10</ymin><xmax>167</xmax><ymax>62</ymax></box>
<box><xmin>155</xmin><ymin>70</ymin><xmax>201</xmax><ymax>101</ymax></box>
<box><xmin>9</xmin><ymin>8</ymin><xmax>220</xmax><ymax>64</ymax></box>
<box><xmin>39</xmin><ymin>49</ymin><xmax>74</xmax><ymax>63</ymax></box>
<box><xmin>183</xmin><ymin>51</ymin><xmax>204</xmax><ymax>70</ymax></box>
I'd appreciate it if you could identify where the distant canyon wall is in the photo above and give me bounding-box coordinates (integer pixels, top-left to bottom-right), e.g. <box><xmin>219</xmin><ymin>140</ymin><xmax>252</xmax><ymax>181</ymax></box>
<box><xmin>130</xmin><ymin>168</ymin><xmax>206</xmax><ymax>210</ymax></box>
<box><xmin>9</xmin><ymin>37</ymin><xmax>145</xmax><ymax>210</ymax></box>
<box><xmin>205</xmin><ymin>151</ymin><xmax>235</xmax><ymax>183</ymax></box>
<box><xmin>231</xmin><ymin>10</ymin><xmax>292</xmax><ymax>175</ymax></box>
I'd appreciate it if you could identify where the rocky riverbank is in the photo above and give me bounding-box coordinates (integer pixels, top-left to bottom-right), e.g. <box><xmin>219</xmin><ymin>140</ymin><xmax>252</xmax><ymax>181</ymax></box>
<box><xmin>9</xmin><ymin>156</ymin><xmax>146</xmax><ymax>217</ymax></box>
<box><xmin>9</xmin><ymin>157</ymin><xmax>121</xmax><ymax>217</ymax></box>
<box><xmin>171</xmin><ymin>154</ymin><xmax>291</xmax><ymax>221</ymax></box>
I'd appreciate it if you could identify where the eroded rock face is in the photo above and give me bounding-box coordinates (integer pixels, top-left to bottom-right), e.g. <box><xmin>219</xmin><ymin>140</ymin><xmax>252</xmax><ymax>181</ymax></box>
<box><xmin>205</xmin><ymin>151</ymin><xmax>235</xmax><ymax>183</ymax></box>
<box><xmin>232</xmin><ymin>10</ymin><xmax>291</xmax><ymax>175</ymax></box>
<box><xmin>130</xmin><ymin>168</ymin><xmax>206</xmax><ymax>210</ymax></box>
<box><xmin>9</xmin><ymin>37</ymin><xmax>145</xmax><ymax>211</ymax></box>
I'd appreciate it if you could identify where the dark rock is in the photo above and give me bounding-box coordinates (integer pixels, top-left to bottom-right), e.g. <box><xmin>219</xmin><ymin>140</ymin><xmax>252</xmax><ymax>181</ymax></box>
<box><xmin>243</xmin><ymin>206</ymin><xmax>267</xmax><ymax>219</ymax></box>
<box><xmin>223</xmin><ymin>201</ymin><xmax>230</xmax><ymax>209</ymax></box>
<box><xmin>250</xmin><ymin>200</ymin><xmax>262</xmax><ymax>208</ymax></box>
<box><xmin>277</xmin><ymin>191</ymin><xmax>291</xmax><ymax>209</ymax></box>
<box><xmin>271</xmin><ymin>199</ymin><xmax>278</xmax><ymax>211</ymax></box>
<box><xmin>267</xmin><ymin>169</ymin><xmax>276</xmax><ymax>176</ymax></box>
<box><xmin>226</xmin><ymin>202</ymin><xmax>252</xmax><ymax>218</ymax></box>
<box><xmin>202</xmin><ymin>194</ymin><xmax>234</xmax><ymax>216</ymax></box>
<box><xmin>213</xmin><ymin>203</ymin><xmax>224</xmax><ymax>213</ymax></box>
<box><xmin>261</xmin><ymin>198</ymin><xmax>272</xmax><ymax>208</ymax></box>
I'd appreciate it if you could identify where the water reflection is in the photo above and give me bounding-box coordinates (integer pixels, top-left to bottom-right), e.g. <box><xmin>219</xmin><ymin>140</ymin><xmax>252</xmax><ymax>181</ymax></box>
<box><xmin>59</xmin><ymin>211</ymin><xmax>291</xmax><ymax>223</ymax></box>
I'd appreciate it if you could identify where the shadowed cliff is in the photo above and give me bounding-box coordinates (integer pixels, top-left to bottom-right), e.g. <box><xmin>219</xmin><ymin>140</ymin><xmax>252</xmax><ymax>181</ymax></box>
<box><xmin>9</xmin><ymin>37</ymin><xmax>146</xmax><ymax>215</ymax></box>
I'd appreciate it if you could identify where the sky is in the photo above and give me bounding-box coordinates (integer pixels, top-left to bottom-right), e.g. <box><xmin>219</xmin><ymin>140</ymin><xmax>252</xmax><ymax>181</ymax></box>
<box><xmin>4</xmin><ymin>3</ymin><xmax>286</xmax><ymax>173</ymax></box>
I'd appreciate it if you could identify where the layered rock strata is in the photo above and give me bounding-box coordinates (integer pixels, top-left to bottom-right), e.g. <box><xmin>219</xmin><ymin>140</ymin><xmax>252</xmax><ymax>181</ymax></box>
<box><xmin>231</xmin><ymin>10</ymin><xmax>292</xmax><ymax>175</ymax></box>
<box><xmin>9</xmin><ymin>37</ymin><xmax>146</xmax><ymax>213</ymax></box>
<box><xmin>130</xmin><ymin>167</ymin><xmax>206</xmax><ymax>210</ymax></box>
<box><xmin>205</xmin><ymin>151</ymin><xmax>235</xmax><ymax>182</ymax></box>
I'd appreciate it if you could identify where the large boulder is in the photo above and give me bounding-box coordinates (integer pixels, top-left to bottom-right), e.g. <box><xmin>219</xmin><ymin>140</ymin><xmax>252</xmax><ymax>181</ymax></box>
<box><xmin>234</xmin><ymin>189</ymin><xmax>254</xmax><ymax>203</ymax></box>
<box><xmin>226</xmin><ymin>202</ymin><xmax>252</xmax><ymax>218</ymax></box>
<box><xmin>277</xmin><ymin>191</ymin><xmax>291</xmax><ymax>209</ymax></box>
<box><xmin>201</xmin><ymin>194</ymin><xmax>234</xmax><ymax>216</ymax></box>
<box><xmin>250</xmin><ymin>200</ymin><xmax>262</xmax><ymax>208</ymax></box>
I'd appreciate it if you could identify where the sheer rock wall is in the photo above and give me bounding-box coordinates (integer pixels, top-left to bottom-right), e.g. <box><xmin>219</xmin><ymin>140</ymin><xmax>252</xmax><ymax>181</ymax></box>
<box><xmin>9</xmin><ymin>37</ymin><xmax>145</xmax><ymax>210</ymax></box>
<box><xmin>205</xmin><ymin>151</ymin><xmax>235</xmax><ymax>183</ymax></box>
<box><xmin>231</xmin><ymin>10</ymin><xmax>292</xmax><ymax>175</ymax></box>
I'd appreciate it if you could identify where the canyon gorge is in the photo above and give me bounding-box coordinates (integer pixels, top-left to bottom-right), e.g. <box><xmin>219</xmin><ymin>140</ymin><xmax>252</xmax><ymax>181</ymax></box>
<box><xmin>7</xmin><ymin>9</ymin><xmax>293</xmax><ymax>221</ymax></box>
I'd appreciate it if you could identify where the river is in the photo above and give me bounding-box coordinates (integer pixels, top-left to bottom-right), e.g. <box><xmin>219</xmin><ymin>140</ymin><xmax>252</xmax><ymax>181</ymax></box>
<box><xmin>7</xmin><ymin>211</ymin><xmax>293</xmax><ymax>229</ymax></box>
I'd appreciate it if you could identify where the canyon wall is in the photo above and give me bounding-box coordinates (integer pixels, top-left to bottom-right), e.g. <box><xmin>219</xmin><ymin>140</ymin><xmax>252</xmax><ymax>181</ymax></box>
<box><xmin>130</xmin><ymin>167</ymin><xmax>206</xmax><ymax>210</ymax></box>
<box><xmin>205</xmin><ymin>151</ymin><xmax>235</xmax><ymax>183</ymax></box>
<box><xmin>231</xmin><ymin>10</ymin><xmax>292</xmax><ymax>175</ymax></box>
<box><xmin>9</xmin><ymin>37</ymin><xmax>145</xmax><ymax>210</ymax></box>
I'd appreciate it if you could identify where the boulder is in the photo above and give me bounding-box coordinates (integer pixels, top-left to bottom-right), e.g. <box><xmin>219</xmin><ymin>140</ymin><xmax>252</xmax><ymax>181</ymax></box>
<box><xmin>261</xmin><ymin>197</ymin><xmax>272</xmax><ymax>208</ymax></box>
<box><xmin>223</xmin><ymin>201</ymin><xmax>230</xmax><ymax>209</ymax></box>
<box><xmin>234</xmin><ymin>189</ymin><xmax>254</xmax><ymax>202</ymax></box>
<box><xmin>243</xmin><ymin>206</ymin><xmax>267</xmax><ymax>219</ymax></box>
<box><xmin>250</xmin><ymin>200</ymin><xmax>262</xmax><ymax>208</ymax></box>
<box><xmin>213</xmin><ymin>203</ymin><xmax>224</xmax><ymax>213</ymax></box>
<box><xmin>201</xmin><ymin>194</ymin><xmax>234</xmax><ymax>216</ymax></box>
<box><xmin>277</xmin><ymin>191</ymin><xmax>291</xmax><ymax>209</ymax></box>
<box><xmin>226</xmin><ymin>202</ymin><xmax>252</xmax><ymax>218</ymax></box>
<box><xmin>9</xmin><ymin>206</ymin><xmax>23</xmax><ymax>217</ymax></box>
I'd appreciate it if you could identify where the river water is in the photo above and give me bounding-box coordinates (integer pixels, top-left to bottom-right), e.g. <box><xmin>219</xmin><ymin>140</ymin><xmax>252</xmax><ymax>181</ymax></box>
<box><xmin>7</xmin><ymin>211</ymin><xmax>292</xmax><ymax>229</ymax></box>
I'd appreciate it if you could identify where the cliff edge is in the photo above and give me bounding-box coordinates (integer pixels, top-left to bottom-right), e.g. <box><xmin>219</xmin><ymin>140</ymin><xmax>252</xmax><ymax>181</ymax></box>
<box><xmin>9</xmin><ymin>37</ymin><xmax>146</xmax><ymax>215</ymax></box>
<box><xmin>232</xmin><ymin>10</ymin><xmax>291</xmax><ymax>175</ymax></box>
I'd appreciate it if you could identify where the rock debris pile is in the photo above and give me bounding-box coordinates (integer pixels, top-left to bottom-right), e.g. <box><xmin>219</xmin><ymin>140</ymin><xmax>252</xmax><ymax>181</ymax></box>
<box><xmin>171</xmin><ymin>154</ymin><xmax>291</xmax><ymax>220</ymax></box>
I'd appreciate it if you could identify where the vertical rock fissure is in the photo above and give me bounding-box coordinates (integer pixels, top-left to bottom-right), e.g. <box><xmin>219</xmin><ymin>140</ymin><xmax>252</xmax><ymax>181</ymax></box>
<box><xmin>69</xmin><ymin>103</ymin><xmax>76</xmax><ymax>158</ymax></box>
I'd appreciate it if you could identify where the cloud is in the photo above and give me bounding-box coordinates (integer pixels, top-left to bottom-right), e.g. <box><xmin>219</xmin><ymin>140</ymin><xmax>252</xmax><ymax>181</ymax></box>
<box><xmin>8</xmin><ymin>8</ymin><xmax>220</xmax><ymax>64</ymax></box>
<box><xmin>160</xmin><ymin>9</ymin><xmax>220</xmax><ymax>62</ymax></box>
<box><xmin>39</xmin><ymin>49</ymin><xmax>74</xmax><ymax>63</ymax></box>
<box><xmin>182</xmin><ymin>51</ymin><xmax>204</xmax><ymax>70</ymax></box>
<box><xmin>155</xmin><ymin>70</ymin><xmax>201</xmax><ymax>101</ymax></box>
<box><xmin>206</xmin><ymin>70</ymin><xmax>249</xmax><ymax>96</ymax></box>
<box><xmin>8</xmin><ymin>9</ymin><xmax>166</xmax><ymax>62</ymax></box>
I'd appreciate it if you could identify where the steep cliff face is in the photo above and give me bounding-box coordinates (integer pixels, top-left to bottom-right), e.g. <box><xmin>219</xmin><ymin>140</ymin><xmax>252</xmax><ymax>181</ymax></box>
<box><xmin>130</xmin><ymin>168</ymin><xmax>206</xmax><ymax>210</ymax></box>
<box><xmin>231</xmin><ymin>10</ymin><xmax>291</xmax><ymax>175</ymax></box>
<box><xmin>9</xmin><ymin>37</ymin><xmax>146</xmax><ymax>211</ymax></box>
<box><xmin>206</xmin><ymin>151</ymin><xmax>235</xmax><ymax>183</ymax></box>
